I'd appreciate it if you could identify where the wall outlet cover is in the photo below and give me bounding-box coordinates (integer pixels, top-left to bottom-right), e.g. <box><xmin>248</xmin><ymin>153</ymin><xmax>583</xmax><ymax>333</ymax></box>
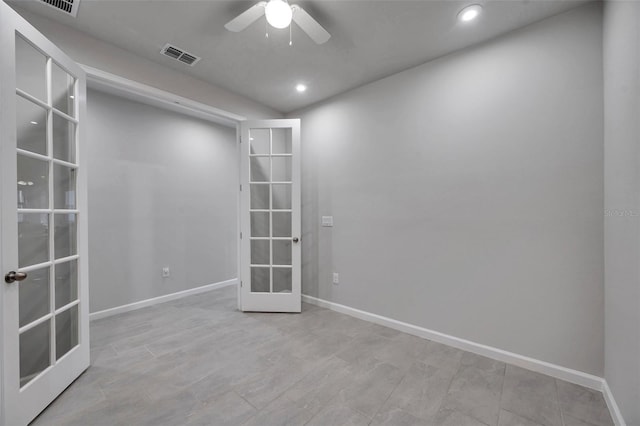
<box><xmin>162</xmin><ymin>267</ymin><xmax>170</xmax><ymax>278</ymax></box>
<box><xmin>333</xmin><ymin>272</ymin><xmax>339</xmax><ymax>284</ymax></box>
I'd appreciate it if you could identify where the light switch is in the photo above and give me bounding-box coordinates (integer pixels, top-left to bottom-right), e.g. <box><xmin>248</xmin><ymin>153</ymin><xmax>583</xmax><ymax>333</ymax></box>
<box><xmin>322</xmin><ymin>216</ymin><xmax>334</xmax><ymax>227</ymax></box>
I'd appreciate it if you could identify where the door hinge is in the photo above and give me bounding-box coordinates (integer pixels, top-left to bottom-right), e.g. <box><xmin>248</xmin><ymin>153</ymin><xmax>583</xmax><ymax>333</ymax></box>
<box><xmin>240</xmin><ymin>281</ymin><xmax>243</xmax><ymax>287</ymax></box>
<box><xmin>240</xmin><ymin>184</ymin><xmax>242</xmax><ymax>191</ymax></box>
<box><xmin>240</xmin><ymin>232</ymin><xmax>243</xmax><ymax>239</ymax></box>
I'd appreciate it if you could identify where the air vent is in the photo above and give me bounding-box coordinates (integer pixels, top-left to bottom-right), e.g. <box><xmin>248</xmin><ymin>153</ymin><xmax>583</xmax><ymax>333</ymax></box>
<box><xmin>178</xmin><ymin>53</ymin><xmax>198</xmax><ymax>65</ymax></box>
<box><xmin>38</xmin><ymin>0</ymin><xmax>80</xmax><ymax>17</ymax></box>
<box><xmin>160</xmin><ymin>44</ymin><xmax>201</xmax><ymax>67</ymax></box>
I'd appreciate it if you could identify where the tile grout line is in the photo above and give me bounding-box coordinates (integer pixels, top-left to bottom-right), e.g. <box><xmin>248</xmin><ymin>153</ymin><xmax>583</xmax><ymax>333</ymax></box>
<box><xmin>296</xmin><ymin>352</ymin><xmax>362</xmax><ymax>419</ymax></box>
<box><xmin>237</xmin><ymin>351</ymin><xmax>339</xmax><ymax>423</ymax></box>
<box><xmin>234</xmin><ymin>389</ymin><xmax>260</xmax><ymax>411</ymax></box>
<box><xmin>556</xmin><ymin>378</ymin><xmax>567</xmax><ymax>426</ymax></box>
<box><xmin>439</xmin><ymin>348</ymin><xmax>465</xmax><ymax>412</ymax></box>
<box><xmin>498</xmin><ymin>362</ymin><xmax>508</xmax><ymax>424</ymax></box>
<box><xmin>367</xmin><ymin>365</ymin><xmax>407</xmax><ymax>423</ymax></box>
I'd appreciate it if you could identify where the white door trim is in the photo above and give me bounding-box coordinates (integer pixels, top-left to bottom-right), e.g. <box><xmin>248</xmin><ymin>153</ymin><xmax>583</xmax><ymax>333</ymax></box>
<box><xmin>81</xmin><ymin>65</ymin><xmax>246</xmax><ymax>128</ymax></box>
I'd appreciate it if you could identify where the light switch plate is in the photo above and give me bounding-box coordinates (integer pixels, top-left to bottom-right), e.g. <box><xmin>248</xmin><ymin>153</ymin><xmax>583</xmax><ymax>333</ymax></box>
<box><xmin>322</xmin><ymin>216</ymin><xmax>334</xmax><ymax>227</ymax></box>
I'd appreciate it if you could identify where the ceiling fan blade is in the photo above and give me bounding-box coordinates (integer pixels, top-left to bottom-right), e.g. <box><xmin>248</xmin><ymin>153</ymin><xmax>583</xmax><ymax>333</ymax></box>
<box><xmin>225</xmin><ymin>2</ymin><xmax>266</xmax><ymax>32</ymax></box>
<box><xmin>292</xmin><ymin>5</ymin><xmax>331</xmax><ymax>45</ymax></box>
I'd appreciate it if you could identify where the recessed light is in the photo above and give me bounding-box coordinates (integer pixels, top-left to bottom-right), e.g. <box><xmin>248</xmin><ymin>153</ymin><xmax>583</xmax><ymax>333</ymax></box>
<box><xmin>458</xmin><ymin>4</ymin><xmax>482</xmax><ymax>22</ymax></box>
<box><xmin>30</xmin><ymin>121</ymin><xmax>38</xmax><ymax>125</ymax></box>
<box><xmin>296</xmin><ymin>83</ymin><xmax>307</xmax><ymax>93</ymax></box>
<box><xmin>69</xmin><ymin>95</ymin><xmax>75</xmax><ymax>99</ymax></box>
<box><xmin>17</xmin><ymin>181</ymin><xmax>26</xmax><ymax>186</ymax></box>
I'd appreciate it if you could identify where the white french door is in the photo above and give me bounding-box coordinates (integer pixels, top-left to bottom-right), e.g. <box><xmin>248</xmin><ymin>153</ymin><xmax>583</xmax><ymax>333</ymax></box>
<box><xmin>0</xmin><ymin>3</ymin><xmax>89</xmax><ymax>425</ymax></box>
<box><xmin>240</xmin><ymin>120</ymin><xmax>301</xmax><ymax>312</ymax></box>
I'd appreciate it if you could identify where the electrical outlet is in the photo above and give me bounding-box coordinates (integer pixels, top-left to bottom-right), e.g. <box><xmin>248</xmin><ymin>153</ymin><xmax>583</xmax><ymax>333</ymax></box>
<box><xmin>333</xmin><ymin>272</ymin><xmax>339</xmax><ymax>285</ymax></box>
<box><xmin>162</xmin><ymin>267</ymin><xmax>170</xmax><ymax>278</ymax></box>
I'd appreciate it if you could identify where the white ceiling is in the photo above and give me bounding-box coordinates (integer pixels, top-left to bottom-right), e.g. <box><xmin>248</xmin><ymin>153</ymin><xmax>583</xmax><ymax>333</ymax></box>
<box><xmin>11</xmin><ymin>0</ymin><xmax>589</xmax><ymax>113</ymax></box>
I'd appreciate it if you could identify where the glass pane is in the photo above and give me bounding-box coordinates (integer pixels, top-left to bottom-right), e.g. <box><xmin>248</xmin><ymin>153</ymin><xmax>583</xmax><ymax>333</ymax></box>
<box><xmin>272</xmin><ymin>157</ymin><xmax>292</xmax><ymax>182</ymax></box>
<box><xmin>272</xmin><ymin>184</ymin><xmax>291</xmax><ymax>210</ymax></box>
<box><xmin>18</xmin><ymin>213</ymin><xmax>49</xmax><ymax>268</ymax></box>
<box><xmin>251</xmin><ymin>240</ymin><xmax>270</xmax><ymax>265</ymax></box>
<box><xmin>16</xmin><ymin>35</ymin><xmax>46</xmax><ymax>101</ymax></box>
<box><xmin>54</xmin><ymin>213</ymin><xmax>77</xmax><ymax>259</ymax></box>
<box><xmin>272</xmin><ymin>128</ymin><xmax>292</xmax><ymax>154</ymax></box>
<box><xmin>273</xmin><ymin>268</ymin><xmax>292</xmax><ymax>293</ymax></box>
<box><xmin>249</xmin><ymin>129</ymin><xmax>270</xmax><ymax>155</ymax></box>
<box><xmin>16</xmin><ymin>95</ymin><xmax>47</xmax><ymax>155</ymax></box>
<box><xmin>19</xmin><ymin>267</ymin><xmax>50</xmax><ymax>327</ymax></box>
<box><xmin>55</xmin><ymin>260</ymin><xmax>78</xmax><ymax>309</ymax></box>
<box><xmin>56</xmin><ymin>305</ymin><xmax>79</xmax><ymax>360</ymax></box>
<box><xmin>251</xmin><ymin>267</ymin><xmax>270</xmax><ymax>293</ymax></box>
<box><xmin>272</xmin><ymin>212</ymin><xmax>291</xmax><ymax>237</ymax></box>
<box><xmin>250</xmin><ymin>184</ymin><xmax>269</xmax><ymax>210</ymax></box>
<box><xmin>17</xmin><ymin>155</ymin><xmax>48</xmax><ymax>209</ymax></box>
<box><xmin>52</xmin><ymin>62</ymin><xmax>75</xmax><ymax>117</ymax></box>
<box><xmin>53</xmin><ymin>114</ymin><xmax>76</xmax><ymax>164</ymax></box>
<box><xmin>250</xmin><ymin>212</ymin><xmax>269</xmax><ymax>238</ymax></box>
<box><xmin>20</xmin><ymin>319</ymin><xmax>51</xmax><ymax>388</ymax></box>
<box><xmin>250</xmin><ymin>157</ymin><xmax>270</xmax><ymax>182</ymax></box>
<box><xmin>272</xmin><ymin>240</ymin><xmax>292</xmax><ymax>265</ymax></box>
<box><xmin>54</xmin><ymin>164</ymin><xmax>77</xmax><ymax>209</ymax></box>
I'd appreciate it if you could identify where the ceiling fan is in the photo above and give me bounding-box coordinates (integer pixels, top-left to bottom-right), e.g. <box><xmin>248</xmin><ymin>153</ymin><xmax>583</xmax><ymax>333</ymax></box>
<box><xmin>224</xmin><ymin>0</ymin><xmax>331</xmax><ymax>45</ymax></box>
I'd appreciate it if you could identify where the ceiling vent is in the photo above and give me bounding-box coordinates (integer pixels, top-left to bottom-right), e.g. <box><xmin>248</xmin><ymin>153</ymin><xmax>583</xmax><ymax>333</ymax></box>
<box><xmin>160</xmin><ymin>44</ymin><xmax>201</xmax><ymax>67</ymax></box>
<box><xmin>38</xmin><ymin>0</ymin><xmax>80</xmax><ymax>17</ymax></box>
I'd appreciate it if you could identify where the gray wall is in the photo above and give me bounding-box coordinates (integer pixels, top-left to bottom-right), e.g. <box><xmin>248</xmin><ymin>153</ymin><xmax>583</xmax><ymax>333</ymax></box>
<box><xmin>292</xmin><ymin>4</ymin><xmax>604</xmax><ymax>375</ymax></box>
<box><xmin>87</xmin><ymin>89</ymin><xmax>237</xmax><ymax>313</ymax></box>
<box><xmin>603</xmin><ymin>1</ymin><xmax>640</xmax><ymax>423</ymax></box>
<box><xmin>13</xmin><ymin>7</ymin><xmax>281</xmax><ymax>120</ymax></box>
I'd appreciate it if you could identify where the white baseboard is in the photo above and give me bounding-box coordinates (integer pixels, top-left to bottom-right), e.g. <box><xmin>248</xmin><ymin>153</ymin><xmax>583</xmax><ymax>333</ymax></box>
<box><xmin>303</xmin><ymin>295</ymin><xmax>630</xmax><ymax>424</ymax></box>
<box><xmin>90</xmin><ymin>278</ymin><xmax>238</xmax><ymax>321</ymax></box>
<box><xmin>302</xmin><ymin>294</ymin><xmax>604</xmax><ymax>391</ymax></box>
<box><xmin>602</xmin><ymin>380</ymin><xmax>627</xmax><ymax>426</ymax></box>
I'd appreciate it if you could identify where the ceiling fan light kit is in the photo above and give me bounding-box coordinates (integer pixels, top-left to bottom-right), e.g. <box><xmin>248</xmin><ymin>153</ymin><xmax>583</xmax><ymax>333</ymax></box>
<box><xmin>265</xmin><ymin>0</ymin><xmax>293</xmax><ymax>29</ymax></box>
<box><xmin>225</xmin><ymin>0</ymin><xmax>331</xmax><ymax>45</ymax></box>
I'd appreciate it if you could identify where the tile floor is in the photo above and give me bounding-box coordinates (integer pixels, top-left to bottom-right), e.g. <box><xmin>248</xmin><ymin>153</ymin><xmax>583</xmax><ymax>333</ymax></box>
<box><xmin>31</xmin><ymin>286</ymin><xmax>613</xmax><ymax>426</ymax></box>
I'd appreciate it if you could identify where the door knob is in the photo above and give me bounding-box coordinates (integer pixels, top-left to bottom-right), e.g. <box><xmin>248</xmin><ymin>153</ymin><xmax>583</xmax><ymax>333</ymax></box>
<box><xmin>293</xmin><ymin>237</ymin><xmax>299</xmax><ymax>243</ymax></box>
<box><xmin>5</xmin><ymin>271</ymin><xmax>27</xmax><ymax>284</ymax></box>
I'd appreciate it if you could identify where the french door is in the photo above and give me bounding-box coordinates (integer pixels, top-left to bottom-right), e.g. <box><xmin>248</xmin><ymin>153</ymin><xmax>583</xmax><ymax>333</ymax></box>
<box><xmin>240</xmin><ymin>120</ymin><xmax>301</xmax><ymax>312</ymax></box>
<box><xmin>0</xmin><ymin>3</ymin><xmax>89</xmax><ymax>425</ymax></box>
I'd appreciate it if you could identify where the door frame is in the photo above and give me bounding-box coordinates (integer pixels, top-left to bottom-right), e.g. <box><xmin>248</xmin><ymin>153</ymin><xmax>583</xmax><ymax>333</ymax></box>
<box><xmin>81</xmin><ymin>65</ymin><xmax>249</xmax><ymax>310</ymax></box>
<box><xmin>239</xmin><ymin>119</ymin><xmax>302</xmax><ymax>312</ymax></box>
<box><xmin>0</xmin><ymin>3</ymin><xmax>89</xmax><ymax>424</ymax></box>
<box><xmin>79</xmin><ymin>66</ymin><xmax>290</xmax><ymax>313</ymax></box>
